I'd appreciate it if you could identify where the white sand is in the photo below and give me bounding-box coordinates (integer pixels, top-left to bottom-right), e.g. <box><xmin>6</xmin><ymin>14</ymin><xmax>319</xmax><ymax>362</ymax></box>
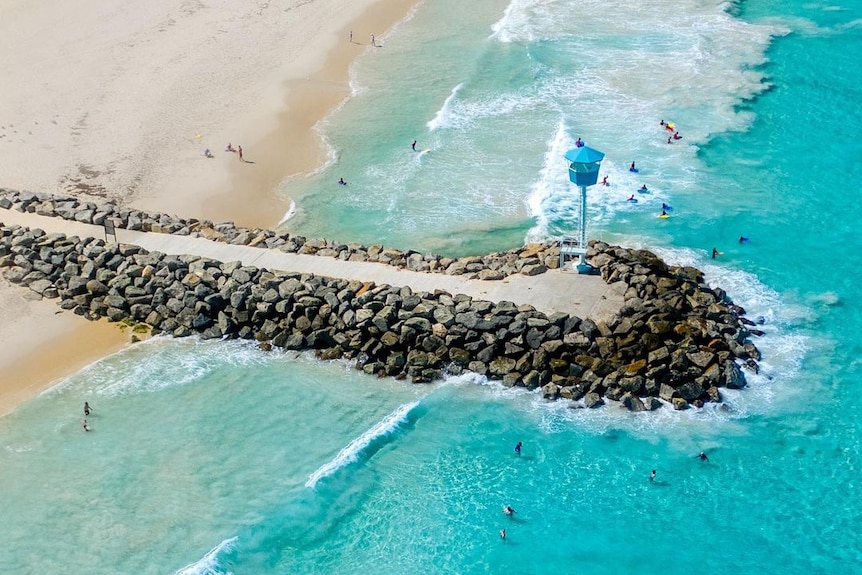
<box><xmin>0</xmin><ymin>0</ymin><xmax>420</xmax><ymax>415</ymax></box>
<box><xmin>0</xmin><ymin>0</ymin><xmax>414</xmax><ymax>224</ymax></box>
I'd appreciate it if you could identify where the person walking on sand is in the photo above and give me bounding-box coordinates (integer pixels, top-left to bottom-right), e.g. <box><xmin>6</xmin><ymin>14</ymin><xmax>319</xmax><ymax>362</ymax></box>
<box><xmin>514</xmin><ymin>441</ymin><xmax>522</xmax><ymax>456</ymax></box>
<box><xmin>349</xmin><ymin>30</ymin><xmax>353</xmax><ymax>43</ymax></box>
<box><xmin>370</xmin><ymin>33</ymin><xmax>376</xmax><ymax>47</ymax></box>
<box><xmin>84</xmin><ymin>402</ymin><xmax>91</xmax><ymax>416</ymax></box>
<box><xmin>238</xmin><ymin>145</ymin><xmax>243</xmax><ymax>162</ymax></box>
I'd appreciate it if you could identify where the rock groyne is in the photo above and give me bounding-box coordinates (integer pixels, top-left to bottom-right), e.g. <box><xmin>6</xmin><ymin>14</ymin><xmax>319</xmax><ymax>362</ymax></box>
<box><xmin>0</xmin><ymin>219</ymin><xmax>762</xmax><ymax>411</ymax></box>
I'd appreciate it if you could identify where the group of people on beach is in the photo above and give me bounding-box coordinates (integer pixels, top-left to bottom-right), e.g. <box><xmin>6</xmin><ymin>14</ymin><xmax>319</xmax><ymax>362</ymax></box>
<box><xmin>202</xmin><ymin>142</ymin><xmax>244</xmax><ymax>161</ymax></box>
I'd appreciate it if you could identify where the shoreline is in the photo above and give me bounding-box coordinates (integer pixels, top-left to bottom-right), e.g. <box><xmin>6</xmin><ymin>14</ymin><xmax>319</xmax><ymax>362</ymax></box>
<box><xmin>130</xmin><ymin>0</ymin><xmax>422</xmax><ymax>230</ymax></box>
<box><xmin>0</xmin><ymin>0</ymin><xmax>421</xmax><ymax>417</ymax></box>
<box><xmin>0</xmin><ymin>282</ymin><xmax>131</xmax><ymax>418</ymax></box>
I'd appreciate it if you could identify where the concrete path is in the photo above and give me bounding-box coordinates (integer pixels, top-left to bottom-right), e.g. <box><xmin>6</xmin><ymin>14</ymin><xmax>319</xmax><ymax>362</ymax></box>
<box><xmin>0</xmin><ymin>209</ymin><xmax>624</xmax><ymax>322</ymax></box>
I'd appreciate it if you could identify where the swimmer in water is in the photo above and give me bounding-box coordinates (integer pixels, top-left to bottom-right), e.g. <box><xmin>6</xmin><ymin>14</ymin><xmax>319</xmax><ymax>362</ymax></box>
<box><xmin>500</xmin><ymin>529</ymin><xmax>507</xmax><ymax>540</ymax></box>
<box><xmin>629</xmin><ymin>161</ymin><xmax>636</xmax><ymax>172</ymax></box>
<box><xmin>698</xmin><ymin>451</ymin><xmax>709</xmax><ymax>462</ymax></box>
<box><xmin>712</xmin><ymin>247</ymin><xmax>719</xmax><ymax>259</ymax></box>
<box><xmin>411</xmin><ymin>140</ymin><xmax>417</xmax><ymax>151</ymax></box>
<box><xmin>627</xmin><ymin>195</ymin><xmax>637</xmax><ymax>202</ymax></box>
<box><xmin>739</xmin><ymin>236</ymin><xmax>749</xmax><ymax>243</ymax></box>
<box><xmin>338</xmin><ymin>178</ymin><xmax>347</xmax><ymax>186</ymax></box>
<box><xmin>503</xmin><ymin>505</ymin><xmax>515</xmax><ymax>516</ymax></box>
<box><xmin>514</xmin><ymin>441</ymin><xmax>522</xmax><ymax>456</ymax></box>
<box><xmin>660</xmin><ymin>210</ymin><xmax>668</xmax><ymax>217</ymax></box>
<box><xmin>661</xmin><ymin>203</ymin><xmax>671</xmax><ymax>210</ymax></box>
<box><xmin>639</xmin><ymin>185</ymin><xmax>648</xmax><ymax>192</ymax></box>
<box><xmin>650</xmin><ymin>469</ymin><xmax>656</xmax><ymax>482</ymax></box>
<box><xmin>601</xmin><ymin>176</ymin><xmax>609</xmax><ymax>186</ymax></box>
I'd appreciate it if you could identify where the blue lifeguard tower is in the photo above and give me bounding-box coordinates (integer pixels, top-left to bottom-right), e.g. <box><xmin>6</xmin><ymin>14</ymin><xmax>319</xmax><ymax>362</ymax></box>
<box><xmin>560</xmin><ymin>144</ymin><xmax>604</xmax><ymax>274</ymax></box>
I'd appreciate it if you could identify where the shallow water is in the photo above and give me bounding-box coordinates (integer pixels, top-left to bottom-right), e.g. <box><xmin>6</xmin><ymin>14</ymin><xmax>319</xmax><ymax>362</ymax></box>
<box><xmin>2</xmin><ymin>0</ymin><xmax>861</xmax><ymax>572</ymax></box>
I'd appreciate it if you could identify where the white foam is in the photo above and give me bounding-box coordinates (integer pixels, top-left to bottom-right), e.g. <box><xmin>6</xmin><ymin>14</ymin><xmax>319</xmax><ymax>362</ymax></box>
<box><xmin>524</xmin><ymin>121</ymin><xmax>571</xmax><ymax>243</ymax></box>
<box><xmin>427</xmin><ymin>82</ymin><xmax>464</xmax><ymax>131</ymax></box>
<box><xmin>305</xmin><ymin>400</ymin><xmax>420</xmax><ymax>488</ymax></box>
<box><xmin>277</xmin><ymin>199</ymin><xmax>297</xmax><ymax>225</ymax></box>
<box><xmin>174</xmin><ymin>536</ymin><xmax>237</xmax><ymax>575</ymax></box>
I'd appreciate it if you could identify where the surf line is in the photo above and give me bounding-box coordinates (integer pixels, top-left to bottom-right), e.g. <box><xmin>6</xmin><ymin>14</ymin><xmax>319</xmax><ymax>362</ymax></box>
<box><xmin>305</xmin><ymin>400</ymin><xmax>420</xmax><ymax>489</ymax></box>
<box><xmin>174</xmin><ymin>536</ymin><xmax>238</xmax><ymax>575</ymax></box>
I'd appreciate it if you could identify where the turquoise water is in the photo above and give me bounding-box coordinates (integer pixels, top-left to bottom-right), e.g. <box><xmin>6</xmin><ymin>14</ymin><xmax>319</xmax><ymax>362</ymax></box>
<box><xmin>2</xmin><ymin>0</ymin><xmax>862</xmax><ymax>572</ymax></box>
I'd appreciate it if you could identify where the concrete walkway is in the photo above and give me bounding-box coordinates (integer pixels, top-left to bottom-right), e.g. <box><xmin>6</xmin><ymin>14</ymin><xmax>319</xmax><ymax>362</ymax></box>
<box><xmin>0</xmin><ymin>209</ymin><xmax>624</xmax><ymax>322</ymax></box>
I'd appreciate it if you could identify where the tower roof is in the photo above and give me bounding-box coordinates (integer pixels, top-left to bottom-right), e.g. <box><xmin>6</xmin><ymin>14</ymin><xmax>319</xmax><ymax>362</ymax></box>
<box><xmin>565</xmin><ymin>146</ymin><xmax>605</xmax><ymax>164</ymax></box>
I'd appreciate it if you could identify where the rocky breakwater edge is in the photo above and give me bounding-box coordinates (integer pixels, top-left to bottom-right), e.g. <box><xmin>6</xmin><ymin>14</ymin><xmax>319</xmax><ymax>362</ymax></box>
<box><xmin>0</xmin><ymin>207</ymin><xmax>762</xmax><ymax>413</ymax></box>
<box><xmin>0</xmin><ymin>189</ymin><xmax>561</xmax><ymax>278</ymax></box>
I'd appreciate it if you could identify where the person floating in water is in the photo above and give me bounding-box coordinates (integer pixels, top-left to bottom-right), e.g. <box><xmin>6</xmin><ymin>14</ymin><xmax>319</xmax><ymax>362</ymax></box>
<box><xmin>698</xmin><ymin>451</ymin><xmax>709</xmax><ymax>462</ymax></box>
<box><xmin>627</xmin><ymin>195</ymin><xmax>636</xmax><ymax>202</ymax></box>
<box><xmin>629</xmin><ymin>161</ymin><xmax>637</xmax><ymax>172</ymax></box>
<box><xmin>411</xmin><ymin>140</ymin><xmax>417</xmax><ymax>151</ymax></box>
<box><xmin>500</xmin><ymin>529</ymin><xmax>507</xmax><ymax>540</ymax></box>
<box><xmin>660</xmin><ymin>210</ymin><xmax>668</xmax><ymax>217</ymax></box>
<box><xmin>503</xmin><ymin>505</ymin><xmax>515</xmax><ymax>516</ymax></box>
<box><xmin>667</xmin><ymin>136</ymin><xmax>673</xmax><ymax>144</ymax></box>
<box><xmin>660</xmin><ymin>119</ymin><xmax>665</xmax><ymax>127</ymax></box>
<box><xmin>712</xmin><ymin>247</ymin><xmax>719</xmax><ymax>259</ymax></box>
<box><xmin>650</xmin><ymin>469</ymin><xmax>656</xmax><ymax>482</ymax></box>
<box><xmin>673</xmin><ymin>131</ymin><xmax>682</xmax><ymax>140</ymax></box>
<box><xmin>601</xmin><ymin>176</ymin><xmax>609</xmax><ymax>186</ymax></box>
<box><xmin>338</xmin><ymin>178</ymin><xmax>347</xmax><ymax>186</ymax></box>
<box><xmin>639</xmin><ymin>184</ymin><xmax>648</xmax><ymax>192</ymax></box>
<box><xmin>82</xmin><ymin>420</ymin><xmax>90</xmax><ymax>432</ymax></box>
<box><xmin>739</xmin><ymin>236</ymin><xmax>749</xmax><ymax>243</ymax></box>
<box><xmin>575</xmin><ymin>137</ymin><xmax>584</xmax><ymax>148</ymax></box>
<box><xmin>514</xmin><ymin>441</ymin><xmax>522</xmax><ymax>456</ymax></box>
<box><xmin>84</xmin><ymin>402</ymin><xmax>91</xmax><ymax>416</ymax></box>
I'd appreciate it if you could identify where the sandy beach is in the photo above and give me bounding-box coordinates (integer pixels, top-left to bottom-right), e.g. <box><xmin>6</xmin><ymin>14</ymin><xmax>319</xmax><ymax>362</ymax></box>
<box><xmin>0</xmin><ymin>0</ymin><xmax>420</xmax><ymax>415</ymax></box>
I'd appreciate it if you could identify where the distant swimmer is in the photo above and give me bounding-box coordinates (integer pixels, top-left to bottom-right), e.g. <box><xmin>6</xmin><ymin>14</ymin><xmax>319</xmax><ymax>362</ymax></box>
<box><xmin>650</xmin><ymin>469</ymin><xmax>656</xmax><ymax>482</ymax></box>
<box><xmin>667</xmin><ymin>136</ymin><xmax>673</xmax><ymax>144</ymax></box>
<box><xmin>639</xmin><ymin>184</ymin><xmax>648</xmax><ymax>192</ymax></box>
<box><xmin>660</xmin><ymin>210</ymin><xmax>668</xmax><ymax>217</ymax></box>
<box><xmin>500</xmin><ymin>528</ymin><xmax>507</xmax><ymax>540</ymax></box>
<box><xmin>575</xmin><ymin>137</ymin><xmax>584</xmax><ymax>148</ymax></box>
<box><xmin>601</xmin><ymin>176</ymin><xmax>609</xmax><ymax>186</ymax></box>
<box><xmin>629</xmin><ymin>161</ymin><xmax>638</xmax><ymax>173</ymax></box>
<box><xmin>739</xmin><ymin>236</ymin><xmax>749</xmax><ymax>243</ymax></box>
<box><xmin>673</xmin><ymin>132</ymin><xmax>682</xmax><ymax>140</ymax></box>
<box><xmin>84</xmin><ymin>402</ymin><xmax>91</xmax><ymax>416</ymax></box>
<box><xmin>503</xmin><ymin>505</ymin><xmax>515</xmax><ymax>516</ymax></box>
<box><xmin>712</xmin><ymin>247</ymin><xmax>719</xmax><ymax>259</ymax></box>
<box><xmin>514</xmin><ymin>441</ymin><xmax>522</xmax><ymax>456</ymax></box>
<box><xmin>661</xmin><ymin>203</ymin><xmax>672</xmax><ymax>211</ymax></box>
<box><xmin>412</xmin><ymin>140</ymin><xmax>417</xmax><ymax>151</ymax></box>
<box><xmin>338</xmin><ymin>178</ymin><xmax>347</xmax><ymax>186</ymax></box>
<box><xmin>627</xmin><ymin>195</ymin><xmax>637</xmax><ymax>203</ymax></box>
<box><xmin>82</xmin><ymin>419</ymin><xmax>90</xmax><ymax>432</ymax></box>
<box><xmin>698</xmin><ymin>451</ymin><xmax>709</xmax><ymax>462</ymax></box>
<box><xmin>660</xmin><ymin>120</ymin><xmax>665</xmax><ymax>127</ymax></box>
